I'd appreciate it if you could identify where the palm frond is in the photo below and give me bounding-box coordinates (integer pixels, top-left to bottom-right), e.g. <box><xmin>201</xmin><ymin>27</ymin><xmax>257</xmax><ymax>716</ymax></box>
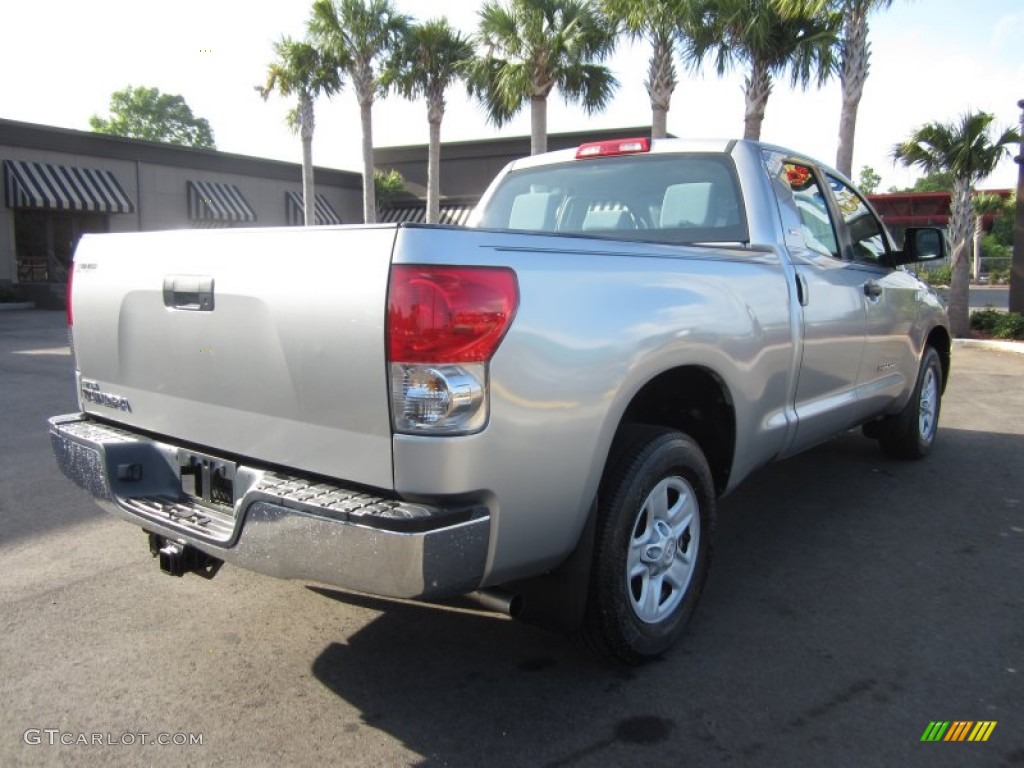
<box><xmin>308</xmin><ymin>0</ymin><xmax>409</xmax><ymax>92</ymax></box>
<box><xmin>894</xmin><ymin>111</ymin><xmax>1019</xmax><ymax>185</ymax></box>
<box><xmin>471</xmin><ymin>0</ymin><xmax>617</xmax><ymax>122</ymax></box>
<box><xmin>560</xmin><ymin>63</ymin><xmax>619</xmax><ymax>112</ymax></box>
<box><xmin>385</xmin><ymin>18</ymin><xmax>475</xmax><ymax>102</ymax></box>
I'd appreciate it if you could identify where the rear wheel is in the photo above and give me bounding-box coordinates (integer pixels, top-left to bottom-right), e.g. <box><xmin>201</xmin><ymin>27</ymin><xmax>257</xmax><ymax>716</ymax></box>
<box><xmin>579</xmin><ymin>426</ymin><xmax>715</xmax><ymax>664</ymax></box>
<box><xmin>879</xmin><ymin>347</ymin><xmax>943</xmax><ymax>459</ymax></box>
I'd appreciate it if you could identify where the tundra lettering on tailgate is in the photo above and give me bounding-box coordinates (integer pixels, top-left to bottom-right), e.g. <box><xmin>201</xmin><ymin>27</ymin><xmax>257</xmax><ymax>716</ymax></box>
<box><xmin>81</xmin><ymin>380</ymin><xmax>132</xmax><ymax>412</ymax></box>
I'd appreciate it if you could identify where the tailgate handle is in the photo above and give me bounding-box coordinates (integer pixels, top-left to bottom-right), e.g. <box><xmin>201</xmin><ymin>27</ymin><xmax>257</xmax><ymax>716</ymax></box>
<box><xmin>163</xmin><ymin>275</ymin><xmax>214</xmax><ymax>311</ymax></box>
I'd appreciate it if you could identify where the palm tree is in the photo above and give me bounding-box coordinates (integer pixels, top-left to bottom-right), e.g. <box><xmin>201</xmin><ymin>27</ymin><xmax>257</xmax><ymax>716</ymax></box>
<box><xmin>831</xmin><ymin>0</ymin><xmax>896</xmax><ymax>177</ymax></box>
<box><xmin>691</xmin><ymin>0</ymin><xmax>840</xmax><ymax>141</ymax></box>
<box><xmin>971</xmin><ymin>192</ymin><xmax>1005</xmax><ymax>282</ymax></box>
<box><xmin>258</xmin><ymin>37</ymin><xmax>342</xmax><ymax>226</ymax></box>
<box><xmin>893</xmin><ymin>112</ymin><xmax>1020</xmax><ymax>337</ymax></box>
<box><xmin>600</xmin><ymin>0</ymin><xmax>701</xmax><ymax>139</ymax></box>
<box><xmin>309</xmin><ymin>0</ymin><xmax>410</xmax><ymax>224</ymax></box>
<box><xmin>469</xmin><ymin>0</ymin><xmax>618</xmax><ymax>155</ymax></box>
<box><xmin>384</xmin><ymin>19</ymin><xmax>475</xmax><ymax>223</ymax></box>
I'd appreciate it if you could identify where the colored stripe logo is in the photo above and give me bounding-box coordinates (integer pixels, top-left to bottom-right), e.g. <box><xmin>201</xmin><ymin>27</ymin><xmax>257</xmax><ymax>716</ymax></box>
<box><xmin>921</xmin><ymin>721</ymin><xmax>997</xmax><ymax>742</ymax></box>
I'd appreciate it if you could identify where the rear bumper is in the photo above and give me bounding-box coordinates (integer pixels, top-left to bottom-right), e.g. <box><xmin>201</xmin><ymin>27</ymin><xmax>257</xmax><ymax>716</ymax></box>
<box><xmin>48</xmin><ymin>414</ymin><xmax>489</xmax><ymax>599</ymax></box>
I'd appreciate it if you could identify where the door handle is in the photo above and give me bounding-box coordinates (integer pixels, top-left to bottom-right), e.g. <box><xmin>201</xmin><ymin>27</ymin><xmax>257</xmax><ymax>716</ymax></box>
<box><xmin>163</xmin><ymin>275</ymin><xmax>214</xmax><ymax>311</ymax></box>
<box><xmin>795</xmin><ymin>273</ymin><xmax>809</xmax><ymax>306</ymax></box>
<box><xmin>863</xmin><ymin>280</ymin><xmax>883</xmax><ymax>298</ymax></box>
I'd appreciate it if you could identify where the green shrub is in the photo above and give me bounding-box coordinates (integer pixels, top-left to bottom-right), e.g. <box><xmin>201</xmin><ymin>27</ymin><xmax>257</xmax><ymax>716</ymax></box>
<box><xmin>992</xmin><ymin>313</ymin><xmax>1024</xmax><ymax>340</ymax></box>
<box><xmin>921</xmin><ymin>264</ymin><xmax>952</xmax><ymax>286</ymax></box>
<box><xmin>987</xmin><ymin>267</ymin><xmax>1010</xmax><ymax>284</ymax></box>
<box><xmin>0</xmin><ymin>285</ymin><xmax>22</xmax><ymax>303</ymax></box>
<box><xmin>980</xmin><ymin>233</ymin><xmax>1009</xmax><ymax>260</ymax></box>
<box><xmin>971</xmin><ymin>310</ymin><xmax>1024</xmax><ymax>340</ymax></box>
<box><xmin>971</xmin><ymin>309</ymin><xmax>1003</xmax><ymax>333</ymax></box>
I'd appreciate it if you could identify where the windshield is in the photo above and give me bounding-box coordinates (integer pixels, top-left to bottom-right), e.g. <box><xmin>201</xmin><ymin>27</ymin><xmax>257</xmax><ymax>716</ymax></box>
<box><xmin>476</xmin><ymin>153</ymin><xmax>748</xmax><ymax>245</ymax></box>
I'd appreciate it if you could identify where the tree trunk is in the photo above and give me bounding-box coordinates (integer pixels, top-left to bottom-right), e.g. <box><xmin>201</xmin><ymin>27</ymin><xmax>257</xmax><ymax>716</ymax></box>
<box><xmin>301</xmin><ymin>137</ymin><xmax>315</xmax><ymax>227</ymax></box>
<box><xmin>647</xmin><ymin>35</ymin><xmax>676</xmax><ymax>140</ymax></box>
<box><xmin>1010</xmin><ymin>100</ymin><xmax>1024</xmax><ymax>313</ymax></box>
<box><xmin>427</xmin><ymin>109</ymin><xmax>442</xmax><ymax>225</ymax></box>
<box><xmin>652</xmin><ymin>106</ymin><xmax>668</xmax><ymax>141</ymax></box>
<box><xmin>972</xmin><ymin>215</ymin><xmax>984</xmax><ymax>281</ymax></box>
<box><xmin>743</xmin><ymin>60</ymin><xmax>772</xmax><ymax>141</ymax></box>
<box><xmin>836</xmin><ymin>8</ymin><xmax>869</xmax><ymax>177</ymax></box>
<box><xmin>299</xmin><ymin>93</ymin><xmax>316</xmax><ymax>227</ymax></box>
<box><xmin>360</xmin><ymin>99</ymin><xmax>376</xmax><ymax>224</ymax></box>
<box><xmin>531</xmin><ymin>96</ymin><xmax>547</xmax><ymax>155</ymax></box>
<box><xmin>947</xmin><ymin>177</ymin><xmax>973</xmax><ymax>337</ymax></box>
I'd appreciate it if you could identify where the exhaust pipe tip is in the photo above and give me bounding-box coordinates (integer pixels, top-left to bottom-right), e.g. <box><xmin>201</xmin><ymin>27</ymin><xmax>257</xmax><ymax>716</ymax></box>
<box><xmin>467</xmin><ymin>588</ymin><xmax>523</xmax><ymax>617</ymax></box>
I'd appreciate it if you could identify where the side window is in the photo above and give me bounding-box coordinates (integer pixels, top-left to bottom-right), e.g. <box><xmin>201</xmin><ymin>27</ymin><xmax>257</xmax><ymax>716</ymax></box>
<box><xmin>781</xmin><ymin>163</ymin><xmax>840</xmax><ymax>259</ymax></box>
<box><xmin>827</xmin><ymin>175</ymin><xmax>889</xmax><ymax>264</ymax></box>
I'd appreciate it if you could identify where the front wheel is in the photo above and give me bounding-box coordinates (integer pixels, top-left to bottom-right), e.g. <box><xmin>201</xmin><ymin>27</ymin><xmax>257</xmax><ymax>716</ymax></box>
<box><xmin>579</xmin><ymin>426</ymin><xmax>715</xmax><ymax>664</ymax></box>
<box><xmin>879</xmin><ymin>346</ymin><xmax>944</xmax><ymax>459</ymax></box>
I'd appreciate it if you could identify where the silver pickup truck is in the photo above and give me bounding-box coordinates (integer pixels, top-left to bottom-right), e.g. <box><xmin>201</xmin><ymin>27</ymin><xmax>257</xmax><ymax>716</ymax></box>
<box><xmin>50</xmin><ymin>138</ymin><xmax>949</xmax><ymax>663</ymax></box>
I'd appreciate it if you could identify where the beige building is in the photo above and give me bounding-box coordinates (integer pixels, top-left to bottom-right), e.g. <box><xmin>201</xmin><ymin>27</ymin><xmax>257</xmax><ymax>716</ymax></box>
<box><xmin>1</xmin><ymin>118</ymin><xmax>362</xmax><ymax>306</ymax></box>
<box><xmin>3</xmin><ymin>120</ymin><xmax>667</xmax><ymax>307</ymax></box>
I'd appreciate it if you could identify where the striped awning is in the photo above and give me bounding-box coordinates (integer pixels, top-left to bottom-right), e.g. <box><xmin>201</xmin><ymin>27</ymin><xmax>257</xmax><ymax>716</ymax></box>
<box><xmin>285</xmin><ymin>191</ymin><xmax>342</xmax><ymax>226</ymax></box>
<box><xmin>3</xmin><ymin>159</ymin><xmax>134</xmax><ymax>213</ymax></box>
<box><xmin>187</xmin><ymin>180</ymin><xmax>256</xmax><ymax>223</ymax></box>
<box><xmin>378</xmin><ymin>203</ymin><xmax>475</xmax><ymax>226</ymax></box>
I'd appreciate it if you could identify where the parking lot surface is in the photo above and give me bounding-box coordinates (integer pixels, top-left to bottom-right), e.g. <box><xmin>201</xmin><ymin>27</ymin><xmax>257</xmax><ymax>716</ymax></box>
<box><xmin>1</xmin><ymin>310</ymin><xmax>1021</xmax><ymax>767</ymax></box>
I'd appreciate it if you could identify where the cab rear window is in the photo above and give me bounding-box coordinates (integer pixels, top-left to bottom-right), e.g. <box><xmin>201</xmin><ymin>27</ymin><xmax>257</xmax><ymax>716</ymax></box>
<box><xmin>477</xmin><ymin>154</ymin><xmax>748</xmax><ymax>245</ymax></box>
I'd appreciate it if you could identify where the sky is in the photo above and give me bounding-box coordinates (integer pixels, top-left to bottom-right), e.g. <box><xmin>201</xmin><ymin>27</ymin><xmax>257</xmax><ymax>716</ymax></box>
<box><xmin>2</xmin><ymin>0</ymin><xmax>1022</xmax><ymax>192</ymax></box>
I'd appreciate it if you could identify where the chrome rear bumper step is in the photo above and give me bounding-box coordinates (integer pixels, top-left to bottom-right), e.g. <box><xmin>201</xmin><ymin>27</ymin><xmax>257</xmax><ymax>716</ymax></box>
<box><xmin>49</xmin><ymin>413</ymin><xmax>491</xmax><ymax>599</ymax></box>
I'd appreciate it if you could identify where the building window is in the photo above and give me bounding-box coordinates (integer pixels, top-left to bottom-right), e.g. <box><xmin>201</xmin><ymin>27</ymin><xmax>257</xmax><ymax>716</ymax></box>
<box><xmin>14</xmin><ymin>210</ymin><xmax>108</xmax><ymax>283</ymax></box>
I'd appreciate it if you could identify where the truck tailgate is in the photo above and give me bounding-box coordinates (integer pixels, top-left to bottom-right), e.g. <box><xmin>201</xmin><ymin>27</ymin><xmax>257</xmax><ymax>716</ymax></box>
<box><xmin>70</xmin><ymin>225</ymin><xmax>397</xmax><ymax>491</ymax></box>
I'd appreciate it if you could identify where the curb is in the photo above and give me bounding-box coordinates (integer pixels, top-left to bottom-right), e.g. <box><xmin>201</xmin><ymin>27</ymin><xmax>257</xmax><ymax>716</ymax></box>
<box><xmin>953</xmin><ymin>338</ymin><xmax>1024</xmax><ymax>355</ymax></box>
<box><xmin>0</xmin><ymin>302</ymin><xmax>36</xmax><ymax>311</ymax></box>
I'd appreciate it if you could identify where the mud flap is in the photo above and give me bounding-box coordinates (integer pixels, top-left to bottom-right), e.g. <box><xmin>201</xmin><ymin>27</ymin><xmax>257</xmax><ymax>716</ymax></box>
<box><xmin>505</xmin><ymin>498</ymin><xmax>597</xmax><ymax>634</ymax></box>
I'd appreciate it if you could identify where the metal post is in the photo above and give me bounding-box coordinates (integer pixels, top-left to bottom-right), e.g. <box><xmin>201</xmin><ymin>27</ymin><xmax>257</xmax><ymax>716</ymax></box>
<box><xmin>1010</xmin><ymin>98</ymin><xmax>1024</xmax><ymax>313</ymax></box>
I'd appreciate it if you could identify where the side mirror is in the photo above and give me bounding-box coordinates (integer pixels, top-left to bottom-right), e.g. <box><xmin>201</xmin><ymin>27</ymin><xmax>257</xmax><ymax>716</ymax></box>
<box><xmin>892</xmin><ymin>227</ymin><xmax>946</xmax><ymax>266</ymax></box>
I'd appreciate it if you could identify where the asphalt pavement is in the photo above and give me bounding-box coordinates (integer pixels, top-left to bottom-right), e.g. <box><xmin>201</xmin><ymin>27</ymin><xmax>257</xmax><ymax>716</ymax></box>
<box><xmin>1</xmin><ymin>310</ymin><xmax>1021</xmax><ymax>767</ymax></box>
<box><xmin>971</xmin><ymin>285</ymin><xmax>1010</xmax><ymax>311</ymax></box>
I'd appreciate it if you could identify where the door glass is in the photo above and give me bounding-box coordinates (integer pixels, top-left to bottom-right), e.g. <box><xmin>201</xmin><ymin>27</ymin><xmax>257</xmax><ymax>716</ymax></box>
<box><xmin>827</xmin><ymin>175</ymin><xmax>888</xmax><ymax>264</ymax></box>
<box><xmin>779</xmin><ymin>163</ymin><xmax>840</xmax><ymax>259</ymax></box>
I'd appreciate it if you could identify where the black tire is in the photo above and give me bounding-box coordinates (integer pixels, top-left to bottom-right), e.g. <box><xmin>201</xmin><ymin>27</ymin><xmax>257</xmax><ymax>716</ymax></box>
<box><xmin>879</xmin><ymin>346</ymin><xmax>943</xmax><ymax>459</ymax></box>
<box><xmin>578</xmin><ymin>425</ymin><xmax>715</xmax><ymax>664</ymax></box>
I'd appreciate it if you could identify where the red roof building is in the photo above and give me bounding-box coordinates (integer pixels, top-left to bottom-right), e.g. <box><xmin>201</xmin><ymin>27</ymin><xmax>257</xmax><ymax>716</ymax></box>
<box><xmin>868</xmin><ymin>189</ymin><xmax>1012</xmax><ymax>233</ymax></box>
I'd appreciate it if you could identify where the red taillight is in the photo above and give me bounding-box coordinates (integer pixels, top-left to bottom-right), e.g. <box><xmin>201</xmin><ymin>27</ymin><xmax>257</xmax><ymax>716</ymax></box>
<box><xmin>66</xmin><ymin>267</ymin><xmax>74</xmax><ymax>327</ymax></box>
<box><xmin>575</xmin><ymin>137</ymin><xmax>651</xmax><ymax>160</ymax></box>
<box><xmin>388</xmin><ymin>266</ymin><xmax>518</xmax><ymax>364</ymax></box>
